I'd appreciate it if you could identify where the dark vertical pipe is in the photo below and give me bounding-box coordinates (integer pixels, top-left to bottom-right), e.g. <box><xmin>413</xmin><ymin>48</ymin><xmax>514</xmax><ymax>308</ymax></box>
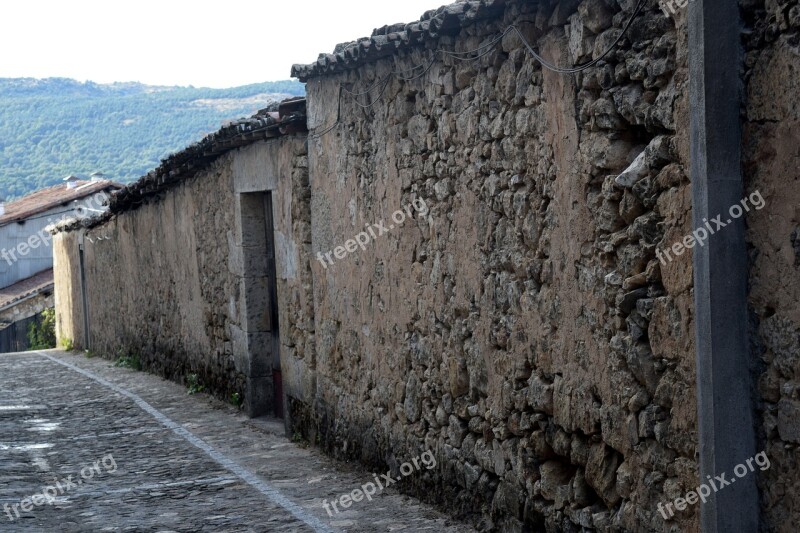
<box><xmin>79</xmin><ymin>240</ymin><xmax>90</xmax><ymax>351</ymax></box>
<box><xmin>689</xmin><ymin>0</ymin><xmax>758</xmax><ymax>530</ymax></box>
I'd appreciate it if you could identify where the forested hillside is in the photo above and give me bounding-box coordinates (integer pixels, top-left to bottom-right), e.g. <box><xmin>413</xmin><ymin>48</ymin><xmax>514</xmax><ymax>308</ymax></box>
<box><xmin>0</xmin><ymin>78</ymin><xmax>305</xmax><ymax>198</ymax></box>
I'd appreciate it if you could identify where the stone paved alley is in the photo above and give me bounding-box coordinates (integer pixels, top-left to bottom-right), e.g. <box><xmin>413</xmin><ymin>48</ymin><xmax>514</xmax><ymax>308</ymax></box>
<box><xmin>0</xmin><ymin>350</ymin><xmax>472</xmax><ymax>532</ymax></box>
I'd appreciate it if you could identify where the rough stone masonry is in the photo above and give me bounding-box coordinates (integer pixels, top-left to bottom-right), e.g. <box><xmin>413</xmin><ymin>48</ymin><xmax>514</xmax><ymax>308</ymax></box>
<box><xmin>50</xmin><ymin>0</ymin><xmax>799</xmax><ymax>531</ymax></box>
<box><xmin>295</xmin><ymin>0</ymin><xmax>696</xmax><ymax>530</ymax></box>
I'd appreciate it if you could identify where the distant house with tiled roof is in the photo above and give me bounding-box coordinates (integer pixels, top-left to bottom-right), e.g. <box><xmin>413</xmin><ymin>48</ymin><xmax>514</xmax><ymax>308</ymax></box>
<box><xmin>0</xmin><ymin>268</ymin><xmax>55</xmax><ymax>352</ymax></box>
<box><xmin>0</xmin><ymin>177</ymin><xmax>121</xmax><ymax>352</ymax></box>
<box><xmin>0</xmin><ymin>178</ymin><xmax>122</xmax><ymax>287</ymax></box>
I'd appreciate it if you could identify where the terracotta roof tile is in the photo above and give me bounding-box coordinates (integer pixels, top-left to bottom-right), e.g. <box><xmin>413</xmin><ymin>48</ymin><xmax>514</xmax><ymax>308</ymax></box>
<box><xmin>290</xmin><ymin>0</ymin><xmax>508</xmax><ymax>81</ymax></box>
<box><xmin>0</xmin><ymin>268</ymin><xmax>54</xmax><ymax>310</ymax></box>
<box><xmin>56</xmin><ymin>97</ymin><xmax>307</xmax><ymax>231</ymax></box>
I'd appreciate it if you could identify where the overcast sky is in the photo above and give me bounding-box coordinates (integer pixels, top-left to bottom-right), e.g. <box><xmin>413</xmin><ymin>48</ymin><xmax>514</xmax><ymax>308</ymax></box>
<box><xmin>0</xmin><ymin>0</ymin><xmax>444</xmax><ymax>88</ymax></box>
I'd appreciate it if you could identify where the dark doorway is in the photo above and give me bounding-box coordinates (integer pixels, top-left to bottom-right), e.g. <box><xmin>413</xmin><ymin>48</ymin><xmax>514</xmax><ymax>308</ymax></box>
<box><xmin>263</xmin><ymin>193</ymin><xmax>284</xmax><ymax>419</ymax></box>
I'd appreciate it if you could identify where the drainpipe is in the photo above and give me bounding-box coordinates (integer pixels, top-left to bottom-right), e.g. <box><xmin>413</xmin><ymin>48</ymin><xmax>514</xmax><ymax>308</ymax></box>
<box><xmin>689</xmin><ymin>0</ymin><xmax>758</xmax><ymax>531</ymax></box>
<box><xmin>78</xmin><ymin>232</ymin><xmax>91</xmax><ymax>351</ymax></box>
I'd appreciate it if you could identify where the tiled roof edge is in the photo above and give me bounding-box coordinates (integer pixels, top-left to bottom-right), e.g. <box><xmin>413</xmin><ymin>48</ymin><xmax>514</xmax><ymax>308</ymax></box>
<box><xmin>54</xmin><ymin>98</ymin><xmax>308</xmax><ymax>233</ymax></box>
<box><xmin>291</xmin><ymin>0</ymin><xmax>508</xmax><ymax>81</ymax></box>
<box><xmin>0</xmin><ymin>181</ymin><xmax>123</xmax><ymax>228</ymax></box>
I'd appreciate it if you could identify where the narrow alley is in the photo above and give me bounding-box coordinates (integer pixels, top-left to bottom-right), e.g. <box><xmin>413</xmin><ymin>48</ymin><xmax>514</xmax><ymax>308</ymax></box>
<box><xmin>0</xmin><ymin>350</ymin><xmax>471</xmax><ymax>532</ymax></box>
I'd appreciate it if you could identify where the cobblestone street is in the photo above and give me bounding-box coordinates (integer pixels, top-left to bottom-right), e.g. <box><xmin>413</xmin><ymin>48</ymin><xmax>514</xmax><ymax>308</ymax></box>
<box><xmin>0</xmin><ymin>350</ymin><xmax>471</xmax><ymax>533</ymax></box>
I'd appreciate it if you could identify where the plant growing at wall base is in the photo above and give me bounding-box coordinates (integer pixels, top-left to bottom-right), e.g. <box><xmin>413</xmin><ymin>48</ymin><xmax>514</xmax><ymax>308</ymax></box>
<box><xmin>114</xmin><ymin>352</ymin><xmax>142</xmax><ymax>371</ymax></box>
<box><xmin>229</xmin><ymin>392</ymin><xmax>243</xmax><ymax>407</ymax></box>
<box><xmin>59</xmin><ymin>337</ymin><xmax>75</xmax><ymax>351</ymax></box>
<box><xmin>291</xmin><ymin>432</ymin><xmax>309</xmax><ymax>448</ymax></box>
<box><xmin>186</xmin><ymin>374</ymin><xmax>205</xmax><ymax>395</ymax></box>
<box><xmin>27</xmin><ymin>308</ymin><xmax>56</xmax><ymax>350</ymax></box>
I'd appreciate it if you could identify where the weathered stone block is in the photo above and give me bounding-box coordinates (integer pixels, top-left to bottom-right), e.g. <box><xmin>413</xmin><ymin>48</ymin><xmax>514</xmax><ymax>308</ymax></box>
<box><xmin>778</xmin><ymin>398</ymin><xmax>800</xmax><ymax>443</ymax></box>
<box><xmin>448</xmin><ymin>415</ymin><xmax>468</xmax><ymax>447</ymax></box>
<box><xmin>585</xmin><ymin>444</ymin><xmax>622</xmax><ymax>506</ymax></box>
<box><xmin>527</xmin><ymin>374</ymin><xmax>554</xmax><ymax>414</ymax></box>
<box><xmin>539</xmin><ymin>461</ymin><xmax>574</xmax><ymax>509</ymax></box>
<box><xmin>492</xmin><ymin>481</ymin><xmax>524</xmax><ymax>519</ymax></box>
<box><xmin>404</xmin><ymin>372</ymin><xmax>422</xmax><ymax>423</ymax></box>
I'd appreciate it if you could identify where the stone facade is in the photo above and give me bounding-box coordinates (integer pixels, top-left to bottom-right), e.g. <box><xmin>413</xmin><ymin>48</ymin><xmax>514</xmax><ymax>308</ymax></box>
<box><xmin>54</xmin><ymin>156</ymin><xmax>242</xmax><ymax>396</ymax></box>
<box><xmin>51</xmin><ymin>0</ymin><xmax>798</xmax><ymax>530</ymax></box>
<box><xmin>53</xmin><ymin>134</ymin><xmax>310</xmax><ymax>417</ymax></box>
<box><xmin>742</xmin><ymin>0</ymin><xmax>800</xmax><ymax>530</ymax></box>
<box><xmin>54</xmin><ymin>232</ymin><xmax>84</xmax><ymax>347</ymax></box>
<box><xmin>298</xmin><ymin>1</ymin><xmax>695</xmax><ymax>530</ymax></box>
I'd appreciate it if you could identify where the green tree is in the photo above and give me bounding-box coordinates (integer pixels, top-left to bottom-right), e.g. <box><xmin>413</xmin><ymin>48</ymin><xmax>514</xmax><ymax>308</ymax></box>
<box><xmin>0</xmin><ymin>78</ymin><xmax>306</xmax><ymax>199</ymax></box>
<box><xmin>27</xmin><ymin>308</ymin><xmax>56</xmax><ymax>350</ymax></box>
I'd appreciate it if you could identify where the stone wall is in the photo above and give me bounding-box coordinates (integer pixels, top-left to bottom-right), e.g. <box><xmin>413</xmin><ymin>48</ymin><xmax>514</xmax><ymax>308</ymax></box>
<box><xmin>81</xmin><ymin>156</ymin><xmax>240</xmax><ymax>395</ymax></box>
<box><xmin>52</xmin><ymin>136</ymin><xmax>311</xmax><ymax>417</ymax></box>
<box><xmin>743</xmin><ymin>0</ymin><xmax>800</xmax><ymax>529</ymax></box>
<box><xmin>54</xmin><ymin>231</ymin><xmax>85</xmax><ymax>348</ymax></box>
<box><xmin>49</xmin><ymin>0</ymin><xmax>800</xmax><ymax>530</ymax></box>
<box><xmin>300</xmin><ymin>0</ymin><xmax>696</xmax><ymax>530</ymax></box>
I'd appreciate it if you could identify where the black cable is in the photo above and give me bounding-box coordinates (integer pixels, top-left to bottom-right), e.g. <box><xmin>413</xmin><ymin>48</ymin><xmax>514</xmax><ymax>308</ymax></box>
<box><xmin>341</xmin><ymin>76</ymin><xmax>390</xmax><ymax>98</ymax></box>
<box><xmin>396</xmin><ymin>55</ymin><xmax>439</xmax><ymax>82</ymax></box>
<box><xmin>308</xmin><ymin>86</ymin><xmax>343</xmax><ymax>139</ymax></box>
<box><xmin>513</xmin><ymin>0</ymin><xmax>647</xmax><ymax>74</ymax></box>
<box><xmin>350</xmin><ymin>77</ymin><xmax>393</xmax><ymax>108</ymax></box>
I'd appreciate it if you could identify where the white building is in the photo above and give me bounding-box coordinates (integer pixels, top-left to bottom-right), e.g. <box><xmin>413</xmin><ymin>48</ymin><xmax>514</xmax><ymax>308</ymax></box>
<box><xmin>0</xmin><ymin>177</ymin><xmax>121</xmax><ymax>351</ymax></box>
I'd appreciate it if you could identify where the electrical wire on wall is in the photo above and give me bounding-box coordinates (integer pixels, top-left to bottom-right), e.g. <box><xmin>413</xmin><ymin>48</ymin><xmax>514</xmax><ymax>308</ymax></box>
<box><xmin>308</xmin><ymin>0</ymin><xmax>648</xmax><ymax>139</ymax></box>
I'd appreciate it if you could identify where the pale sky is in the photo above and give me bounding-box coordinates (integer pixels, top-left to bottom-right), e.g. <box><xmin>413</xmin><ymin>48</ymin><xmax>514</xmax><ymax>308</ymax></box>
<box><xmin>0</xmin><ymin>0</ymin><xmax>446</xmax><ymax>88</ymax></box>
